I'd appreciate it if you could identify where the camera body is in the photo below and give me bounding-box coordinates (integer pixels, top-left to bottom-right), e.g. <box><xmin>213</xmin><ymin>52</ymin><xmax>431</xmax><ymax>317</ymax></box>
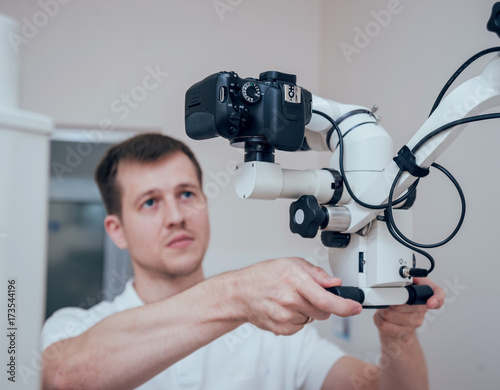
<box><xmin>185</xmin><ymin>71</ymin><xmax>312</xmax><ymax>152</ymax></box>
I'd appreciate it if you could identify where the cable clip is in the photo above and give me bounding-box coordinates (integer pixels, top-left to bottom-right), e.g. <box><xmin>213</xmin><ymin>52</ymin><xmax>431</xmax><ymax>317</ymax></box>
<box><xmin>393</xmin><ymin>146</ymin><xmax>430</xmax><ymax>178</ymax></box>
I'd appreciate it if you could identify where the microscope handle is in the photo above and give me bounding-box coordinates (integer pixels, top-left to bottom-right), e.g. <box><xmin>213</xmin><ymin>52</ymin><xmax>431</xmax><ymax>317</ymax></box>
<box><xmin>326</xmin><ymin>286</ymin><xmax>365</xmax><ymax>304</ymax></box>
<box><xmin>405</xmin><ymin>284</ymin><xmax>434</xmax><ymax>305</ymax></box>
<box><xmin>325</xmin><ymin>285</ymin><xmax>434</xmax><ymax>307</ymax></box>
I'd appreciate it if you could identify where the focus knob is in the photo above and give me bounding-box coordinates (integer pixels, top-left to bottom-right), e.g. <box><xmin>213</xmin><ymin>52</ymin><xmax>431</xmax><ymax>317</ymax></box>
<box><xmin>487</xmin><ymin>2</ymin><xmax>500</xmax><ymax>38</ymax></box>
<box><xmin>289</xmin><ymin>195</ymin><xmax>328</xmax><ymax>238</ymax></box>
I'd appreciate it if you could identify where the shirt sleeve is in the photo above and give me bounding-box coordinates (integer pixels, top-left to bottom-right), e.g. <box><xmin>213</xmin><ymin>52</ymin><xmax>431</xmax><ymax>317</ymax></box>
<box><xmin>41</xmin><ymin>280</ymin><xmax>141</xmax><ymax>352</ymax></box>
<box><xmin>294</xmin><ymin>325</ymin><xmax>346</xmax><ymax>390</ymax></box>
<box><xmin>40</xmin><ymin>301</ymin><xmax>115</xmax><ymax>351</ymax></box>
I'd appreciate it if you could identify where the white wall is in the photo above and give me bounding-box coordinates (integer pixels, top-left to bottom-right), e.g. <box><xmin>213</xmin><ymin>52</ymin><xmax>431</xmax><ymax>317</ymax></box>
<box><xmin>2</xmin><ymin>0</ymin><xmax>500</xmax><ymax>389</ymax></box>
<box><xmin>0</xmin><ymin>0</ymin><xmax>327</xmax><ymax>270</ymax></box>
<box><xmin>318</xmin><ymin>0</ymin><xmax>500</xmax><ymax>389</ymax></box>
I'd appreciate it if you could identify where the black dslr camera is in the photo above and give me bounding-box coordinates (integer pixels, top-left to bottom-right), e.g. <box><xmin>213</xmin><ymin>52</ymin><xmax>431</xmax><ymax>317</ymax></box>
<box><xmin>185</xmin><ymin>71</ymin><xmax>312</xmax><ymax>162</ymax></box>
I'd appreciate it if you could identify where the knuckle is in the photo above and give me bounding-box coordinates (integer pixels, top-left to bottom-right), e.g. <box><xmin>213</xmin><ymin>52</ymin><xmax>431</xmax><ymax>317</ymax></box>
<box><xmin>272</xmin><ymin>326</ymin><xmax>294</xmax><ymax>336</ymax></box>
<box><xmin>379</xmin><ymin>308</ymin><xmax>397</xmax><ymax>322</ymax></box>
<box><xmin>409</xmin><ymin>312</ymin><xmax>425</xmax><ymax>327</ymax></box>
<box><xmin>312</xmin><ymin>295</ymin><xmax>328</xmax><ymax>310</ymax></box>
<box><xmin>276</xmin><ymin>291</ymin><xmax>296</xmax><ymax>308</ymax></box>
<box><xmin>317</xmin><ymin>312</ymin><xmax>331</xmax><ymax>321</ymax></box>
<box><xmin>274</xmin><ymin>309</ymin><xmax>293</xmax><ymax>324</ymax></box>
<box><xmin>311</xmin><ymin>265</ymin><xmax>326</xmax><ymax>277</ymax></box>
<box><xmin>374</xmin><ymin>316</ymin><xmax>393</xmax><ymax>333</ymax></box>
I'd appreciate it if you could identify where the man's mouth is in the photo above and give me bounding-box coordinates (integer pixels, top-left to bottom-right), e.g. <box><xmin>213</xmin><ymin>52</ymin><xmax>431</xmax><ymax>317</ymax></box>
<box><xmin>167</xmin><ymin>233</ymin><xmax>194</xmax><ymax>249</ymax></box>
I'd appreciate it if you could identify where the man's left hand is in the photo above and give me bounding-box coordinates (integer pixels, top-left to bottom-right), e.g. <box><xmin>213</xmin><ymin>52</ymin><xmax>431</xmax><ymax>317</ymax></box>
<box><xmin>373</xmin><ymin>277</ymin><xmax>445</xmax><ymax>340</ymax></box>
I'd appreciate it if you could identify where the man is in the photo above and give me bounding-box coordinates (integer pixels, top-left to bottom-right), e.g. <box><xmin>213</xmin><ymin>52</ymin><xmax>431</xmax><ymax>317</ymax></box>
<box><xmin>41</xmin><ymin>133</ymin><xmax>444</xmax><ymax>390</ymax></box>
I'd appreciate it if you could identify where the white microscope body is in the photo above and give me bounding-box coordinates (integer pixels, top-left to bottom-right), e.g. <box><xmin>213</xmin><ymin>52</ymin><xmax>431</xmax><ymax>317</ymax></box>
<box><xmin>232</xmin><ymin>53</ymin><xmax>500</xmax><ymax>306</ymax></box>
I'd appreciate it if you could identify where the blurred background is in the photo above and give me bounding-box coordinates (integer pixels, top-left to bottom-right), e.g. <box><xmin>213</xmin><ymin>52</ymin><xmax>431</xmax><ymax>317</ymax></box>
<box><xmin>0</xmin><ymin>0</ymin><xmax>499</xmax><ymax>388</ymax></box>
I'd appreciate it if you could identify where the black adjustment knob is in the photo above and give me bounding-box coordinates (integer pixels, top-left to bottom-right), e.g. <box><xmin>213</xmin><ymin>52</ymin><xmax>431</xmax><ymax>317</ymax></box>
<box><xmin>240</xmin><ymin>81</ymin><xmax>261</xmax><ymax>104</ymax></box>
<box><xmin>487</xmin><ymin>2</ymin><xmax>500</xmax><ymax>38</ymax></box>
<box><xmin>321</xmin><ymin>231</ymin><xmax>351</xmax><ymax>248</ymax></box>
<box><xmin>289</xmin><ymin>195</ymin><xmax>328</xmax><ymax>238</ymax></box>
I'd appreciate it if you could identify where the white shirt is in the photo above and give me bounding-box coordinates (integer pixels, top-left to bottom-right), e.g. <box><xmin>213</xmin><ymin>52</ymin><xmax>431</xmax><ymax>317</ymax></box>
<box><xmin>41</xmin><ymin>280</ymin><xmax>345</xmax><ymax>390</ymax></box>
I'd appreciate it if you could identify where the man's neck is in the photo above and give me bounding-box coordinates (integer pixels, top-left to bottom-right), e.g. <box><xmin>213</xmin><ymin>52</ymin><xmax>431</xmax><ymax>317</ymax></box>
<box><xmin>132</xmin><ymin>266</ymin><xmax>205</xmax><ymax>304</ymax></box>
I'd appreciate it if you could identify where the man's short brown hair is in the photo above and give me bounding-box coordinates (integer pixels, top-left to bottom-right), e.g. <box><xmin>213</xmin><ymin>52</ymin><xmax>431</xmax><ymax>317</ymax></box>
<box><xmin>95</xmin><ymin>133</ymin><xmax>202</xmax><ymax>217</ymax></box>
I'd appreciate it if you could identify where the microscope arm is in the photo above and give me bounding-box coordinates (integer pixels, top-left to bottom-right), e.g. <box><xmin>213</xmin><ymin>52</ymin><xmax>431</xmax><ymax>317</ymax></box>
<box><xmin>341</xmin><ymin>53</ymin><xmax>500</xmax><ymax>233</ymax></box>
<box><xmin>233</xmin><ymin>53</ymin><xmax>500</xmax><ymax>278</ymax></box>
<box><xmin>256</xmin><ymin>53</ymin><xmax>500</xmax><ymax>235</ymax></box>
<box><xmin>234</xmin><ymin>53</ymin><xmax>500</xmax><ymax>238</ymax></box>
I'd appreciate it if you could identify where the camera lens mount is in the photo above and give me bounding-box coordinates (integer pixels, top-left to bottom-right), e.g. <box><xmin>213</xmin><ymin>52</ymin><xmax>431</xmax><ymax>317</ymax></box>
<box><xmin>231</xmin><ymin>136</ymin><xmax>275</xmax><ymax>163</ymax></box>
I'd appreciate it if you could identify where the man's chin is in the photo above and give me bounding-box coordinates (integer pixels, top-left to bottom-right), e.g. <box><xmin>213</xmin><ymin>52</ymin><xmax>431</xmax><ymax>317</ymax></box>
<box><xmin>160</xmin><ymin>254</ymin><xmax>204</xmax><ymax>278</ymax></box>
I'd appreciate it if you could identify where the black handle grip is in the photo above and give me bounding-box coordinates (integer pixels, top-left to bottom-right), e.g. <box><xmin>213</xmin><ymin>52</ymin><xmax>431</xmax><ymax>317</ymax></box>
<box><xmin>405</xmin><ymin>285</ymin><xmax>434</xmax><ymax>305</ymax></box>
<box><xmin>326</xmin><ymin>286</ymin><xmax>365</xmax><ymax>304</ymax></box>
<box><xmin>326</xmin><ymin>285</ymin><xmax>433</xmax><ymax>306</ymax></box>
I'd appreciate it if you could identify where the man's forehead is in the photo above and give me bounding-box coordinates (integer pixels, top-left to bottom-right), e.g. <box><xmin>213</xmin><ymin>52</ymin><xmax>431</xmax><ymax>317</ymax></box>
<box><xmin>116</xmin><ymin>152</ymin><xmax>199</xmax><ymax>189</ymax></box>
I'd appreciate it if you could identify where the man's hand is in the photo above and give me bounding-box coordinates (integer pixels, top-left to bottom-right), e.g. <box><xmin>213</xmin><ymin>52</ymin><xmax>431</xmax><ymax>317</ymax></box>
<box><xmin>231</xmin><ymin>257</ymin><xmax>362</xmax><ymax>336</ymax></box>
<box><xmin>373</xmin><ymin>277</ymin><xmax>445</xmax><ymax>340</ymax></box>
<box><xmin>364</xmin><ymin>277</ymin><xmax>445</xmax><ymax>390</ymax></box>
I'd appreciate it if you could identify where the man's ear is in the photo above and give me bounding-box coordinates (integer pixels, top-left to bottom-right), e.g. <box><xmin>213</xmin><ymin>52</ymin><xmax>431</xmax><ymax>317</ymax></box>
<box><xmin>104</xmin><ymin>214</ymin><xmax>128</xmax><ymax>250</ymax></box>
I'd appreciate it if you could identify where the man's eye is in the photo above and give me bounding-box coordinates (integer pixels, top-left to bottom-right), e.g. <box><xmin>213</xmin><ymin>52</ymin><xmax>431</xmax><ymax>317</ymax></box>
<box><xmin>181</xmin><ymin>191</ymin><xmax>194</xmax><ymax>199</ymax></box>
<box><xmin>143</xmin><ymin>198</ymin><xmax>156</xmax><ymax>208</ymax></box>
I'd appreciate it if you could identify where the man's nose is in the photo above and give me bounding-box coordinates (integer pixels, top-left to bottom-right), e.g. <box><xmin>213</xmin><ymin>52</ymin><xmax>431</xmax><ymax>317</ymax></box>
<box><xmin>163</xmin><ymin>197</ymin><xmax>185</xmax><ymax>227</ymax></box>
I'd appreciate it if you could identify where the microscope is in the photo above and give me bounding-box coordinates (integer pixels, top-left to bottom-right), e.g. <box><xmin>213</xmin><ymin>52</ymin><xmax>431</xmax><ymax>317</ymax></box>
<box><xmin>184</xmin><ymin>4</ymin><xmax>500</xmax><ymax>307</ymax></box>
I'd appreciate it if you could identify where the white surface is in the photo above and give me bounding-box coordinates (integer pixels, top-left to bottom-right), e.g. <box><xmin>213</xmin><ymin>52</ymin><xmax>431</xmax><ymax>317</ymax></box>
<box><xmin>0</xmin><ymin>13</ymin><xmax>19</xmax><ymax>108</ymax></box>
<box><xmin>0</xmin><ymin>13</ymin><xmax>53</xmax><ymax>390</ymax></box>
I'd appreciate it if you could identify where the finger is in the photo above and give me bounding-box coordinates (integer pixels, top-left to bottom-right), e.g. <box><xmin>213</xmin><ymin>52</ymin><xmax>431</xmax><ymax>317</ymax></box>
<box><xmin>413</xmin><ymin>277</ymin><xmax>445</xmax><ymax>309</ymax></box>
<box><xmin>259</xmin><ymin>284</ymin><xmax>331</xmax><ymax>325</ymax></box>
<box><xmin>294</xmin><ymin>294</ymin><xmax>334</xmax><ymax>322</ymax></box>
<box><xmin>293</xmin><ymin>274</ymin><xmax>362</xmax><ymax>317</ymax></box>
<box><xmin>376</xmin><ymin>306</ymin><xmax>426</xmax><ymax>328</ymax></box>
<box><xmin>373</xmin><ymin>310</ymin><xmax>415</xmax><ymax>337</ymax></box>
<box><xmin>300</xmin><ymin>261</ymin><xmax>343</xmax><ymax>289</ymax></box>
<box><xmin>390</xmin><ymin>303</ymin><xmax>428</xmax><ymax>314</ymax></box>
<box><xmin>293</xmin><ymin>312</ymin><xmax>313</xmax><ymax>326</ymax></box>
<box><xmin>294</xmin><ymin>257</ymin><xmax>342</xmax><ymax>288</ymax></box>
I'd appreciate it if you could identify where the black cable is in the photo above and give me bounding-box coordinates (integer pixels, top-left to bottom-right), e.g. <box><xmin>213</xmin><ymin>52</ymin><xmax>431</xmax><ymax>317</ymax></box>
<box><xmin>312</xmin><ymin>109</ymin><xmax>419</xmax><ymax>210</ymax></box>
<box><xmin>313</xmin><ymin>45</ymin><xmax>500</xmax><ymax>275</ymax></box>
<box><xmin>384</xmin><ymin>114</ymin><xmax>500</xmax><ymax>272</ymax></box>
<box><xmin>313</xmin><ymin>109</ymin><xmax>500</xmax><ymax>275</ymax></box>
<box><xmin>384</xmin><ymin>209</ymin><xmax>436</xmax><ymax>274</ymax></box>
<box><xmin>385</xmin><ymin>113</ymin><xmax>500</xmax><ymax>273</ymax></box>
<box><xmin>385</xmin><ymin>162</ymin><xmax>466</xmax><ymax>249</ymax></box>
<box><xmin>429</xmin><ymin>47</ymin><xmax>500</xmax><ymax>116</ymax></box>
<box><xmin>412</xmin><ymin>113</ymin><xmax>500</xmax><ymax>153</ymax></box>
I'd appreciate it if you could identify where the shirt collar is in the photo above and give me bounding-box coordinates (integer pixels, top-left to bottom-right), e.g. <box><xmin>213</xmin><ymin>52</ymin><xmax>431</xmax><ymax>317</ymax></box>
<box><xmin>114</xmin><ymin>278</ymin><xmax>144</xmax><ymax>311</ymax></box>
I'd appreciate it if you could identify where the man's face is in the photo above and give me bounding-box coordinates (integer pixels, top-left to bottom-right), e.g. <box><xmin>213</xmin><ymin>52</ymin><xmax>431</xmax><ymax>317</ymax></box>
<box><xmin>112</xmin><ymin>152</ymin><xmax>210</xmax><ymax>280</ymax></box>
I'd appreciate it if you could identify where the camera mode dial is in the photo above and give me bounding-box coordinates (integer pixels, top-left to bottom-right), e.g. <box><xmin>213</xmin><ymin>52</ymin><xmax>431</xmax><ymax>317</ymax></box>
<box><xmin>240</xmin><ymin>81</ymin><xmax>261</xmax><ymax>104</ymax></box>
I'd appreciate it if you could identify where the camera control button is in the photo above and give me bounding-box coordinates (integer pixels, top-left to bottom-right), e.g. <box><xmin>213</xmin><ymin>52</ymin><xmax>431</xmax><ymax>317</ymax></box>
<box><xmin>228</xmin><ymin>112</ymin><xmax>242</xmax><ymax>127</ymax></box>
<box><xmin>240</xmin><ymin>81</ymin><xmax>261</xmax><ymax>104</ymax></box>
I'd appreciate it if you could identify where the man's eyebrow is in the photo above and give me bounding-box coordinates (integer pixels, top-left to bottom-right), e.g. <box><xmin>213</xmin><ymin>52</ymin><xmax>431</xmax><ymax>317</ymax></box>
<box><xmin>177</xmin><ymin>182</ymin><xmax>199</xmax><ymax>190</ymax></box>
<box><xmin>133</xmin><ymin>189</ymin><xmax>160</xmax><ymax>206</ymax></box>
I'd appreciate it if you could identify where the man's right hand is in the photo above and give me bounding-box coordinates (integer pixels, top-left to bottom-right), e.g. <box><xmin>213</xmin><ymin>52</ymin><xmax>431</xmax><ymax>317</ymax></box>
<box><xmin>229</xmin><ymin>257</ymin><xmax>363</xmax><ymax>336</ymax></box>
<box><xmin>42</xmin><ymin>257</ymin><xmax>361</xmax><ymax>390</ymax></box>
